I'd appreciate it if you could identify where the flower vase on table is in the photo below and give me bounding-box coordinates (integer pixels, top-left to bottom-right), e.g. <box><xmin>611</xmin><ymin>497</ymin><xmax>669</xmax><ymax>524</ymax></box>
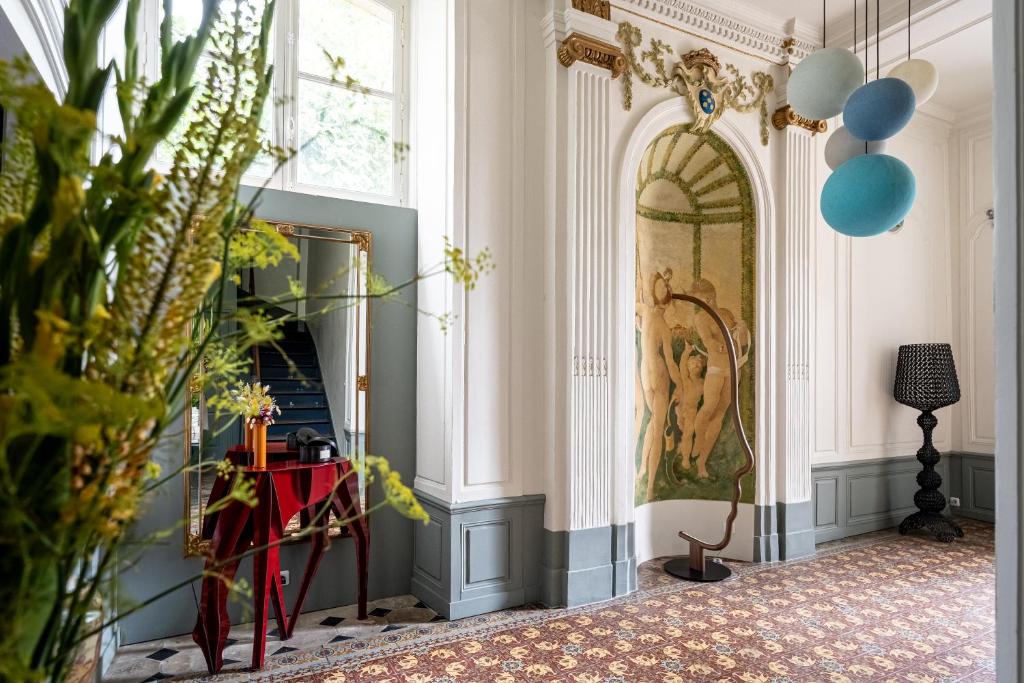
<box><xmin>251</xmin><ymin>422</ymin><xmax>268</xmax><ymax>469</ymax></box>
<box><xmin>235</xmin><ymin>382</ymin><xmax>280</xmax><ymax>470</ymax></box>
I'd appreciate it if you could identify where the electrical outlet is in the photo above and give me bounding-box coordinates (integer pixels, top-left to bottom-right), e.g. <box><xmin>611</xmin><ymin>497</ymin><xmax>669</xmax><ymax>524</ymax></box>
<box><xmin>280</xmin><ymin>570</ymin><xmax>290</xmax><ymax>586</ymax></box>
<box><xmin>949</xmin><ymin>497</ymin><xmax>961</xmax><ymax>507</ymax></box>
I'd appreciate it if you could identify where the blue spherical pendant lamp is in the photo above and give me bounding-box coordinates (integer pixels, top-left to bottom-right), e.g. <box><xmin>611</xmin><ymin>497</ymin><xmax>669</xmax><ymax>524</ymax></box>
<box><xmin>788</xmin><ymin>47</ymin><xmax>864</xmax><ymax>120</ymax></box>
<box><xmin>843</xmin><ymin>78</ymin><xmax>916</xmax><ymax>141</ymax></box>
<box><xmin>821</xmin><ymin>154</ymin><xmax>916</xmax><ymax>237</ymax></box>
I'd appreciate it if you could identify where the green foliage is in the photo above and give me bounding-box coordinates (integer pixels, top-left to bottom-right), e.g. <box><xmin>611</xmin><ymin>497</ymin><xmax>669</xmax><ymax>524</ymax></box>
<box><xmin>0</xmin><ymin>1</ymin><xmax>277</xmax><ymax>678</ymax></box>
<box><xmin>0</xmin><ymin>2</ymin><xmax>494</xmax><ymax>679</ymax></box>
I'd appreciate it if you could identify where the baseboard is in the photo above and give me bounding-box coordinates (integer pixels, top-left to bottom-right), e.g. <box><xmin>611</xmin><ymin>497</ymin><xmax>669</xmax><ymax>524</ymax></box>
<box><xmin>541</xmin><ymin>523</ymin><xmax>636</xmax><ymax>608</ymax></box>
<box><xmin>778</xmin><ymin>500</ymin><xmax>816</xmax><ymax>559</ymax></box>
<box><xmin>411</xmin><ymin>492</ymin><xmax>545</xmax><ymax>620</ymax></box>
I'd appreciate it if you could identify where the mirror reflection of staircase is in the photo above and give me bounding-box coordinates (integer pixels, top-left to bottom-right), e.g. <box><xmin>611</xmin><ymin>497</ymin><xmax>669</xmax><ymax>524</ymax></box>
<box><xmin>239</xmin><ymin>289</ymin><xmax>340</xmax><ymax>449</ymax></box>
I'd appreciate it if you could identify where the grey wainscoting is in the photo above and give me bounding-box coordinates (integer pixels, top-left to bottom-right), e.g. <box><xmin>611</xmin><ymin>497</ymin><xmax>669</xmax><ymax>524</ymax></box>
<box><xmin>947</xmin><ymin>452</ymin><xmax>996</xmax><ymax>522</ymax></box>
<box><xmin>811</xmin><ymin>455</ymin><xmax>951</xmax><ymax>543</ymax></box>
<box><xmin>541</xmin><ymin>524</ymin><xmax>636</xmax><ymax>608</ymax></box>
<box><xmin>411</xmin><ymin>492</ymin><xmax>546</xmax><ymax>620</ymax></box>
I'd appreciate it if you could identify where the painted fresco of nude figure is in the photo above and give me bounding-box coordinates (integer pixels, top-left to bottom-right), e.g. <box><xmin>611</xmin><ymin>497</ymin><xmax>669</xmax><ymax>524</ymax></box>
<box><xmin>633</xmin><ymin>123</ymin><xmax>756</xmax><ymax>505</ymax></box>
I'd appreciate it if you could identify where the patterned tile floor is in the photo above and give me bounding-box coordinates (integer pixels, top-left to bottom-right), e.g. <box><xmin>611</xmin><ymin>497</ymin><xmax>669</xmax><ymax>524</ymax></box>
<box><xmin>106</xmin><ymin>520</ymin><xmax>994</xmax><ymax>682</ymax></box>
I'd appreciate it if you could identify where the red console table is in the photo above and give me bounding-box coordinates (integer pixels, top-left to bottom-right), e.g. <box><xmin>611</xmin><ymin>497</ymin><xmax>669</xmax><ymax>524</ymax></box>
<box><xmin>192</xmin><ymin>445</ymin><xmax>369</xmax><ymax>673</ymax></box>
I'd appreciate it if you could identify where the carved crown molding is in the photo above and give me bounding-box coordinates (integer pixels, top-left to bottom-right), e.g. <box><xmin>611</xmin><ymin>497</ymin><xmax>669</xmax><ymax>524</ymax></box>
<box><xmin>558</xmin><ymin>33</ymin><xmax>627</xmax><ymax>78</ymax></box>
<box><xmin>572</xmin><ymin>0</ymin><xmax>611</xmax><ymax>20</ymax></box>
<box><xmin>682</xmin><ymin>47</ymin><xmax>720</xmax><ymax>74</ymax></box>
<box><xmin>615</xmin><ymin>0</ymin><xmax>818</xmax><ymax>64</ymax></box>
<box><xmin>771</xmin><ymin>105</ymin><xmax>827</xmax><ymax>134</ymax></box>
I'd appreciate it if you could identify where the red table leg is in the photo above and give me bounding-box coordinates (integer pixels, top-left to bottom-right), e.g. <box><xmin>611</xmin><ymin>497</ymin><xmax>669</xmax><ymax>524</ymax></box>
<box><xmin>250</xmin><ymin>477</ymin><xmax>283</xmax><ymax>670</ymax></box>
<box><xmin>193</xmin><ymin>504</ymin><xmax>253</xmax><ymax>674</ymax></box>
<box><xmin>285</xmin><ymin>527</ymin><xmax>327</xmax><ymax>638</ymax></box>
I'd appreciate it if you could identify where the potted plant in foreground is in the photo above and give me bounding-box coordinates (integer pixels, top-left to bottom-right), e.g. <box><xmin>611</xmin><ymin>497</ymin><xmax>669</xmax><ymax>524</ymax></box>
<box><xmin>0</xmin><ymin>1</ymin><xmax>490</xmax><ymax>680</ymax></box>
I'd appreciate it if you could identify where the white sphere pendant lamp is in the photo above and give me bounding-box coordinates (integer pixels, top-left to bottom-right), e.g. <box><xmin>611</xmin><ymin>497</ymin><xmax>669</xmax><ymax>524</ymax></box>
<box><xmin>888</xmin><ymin>59</ymin><xmax>937</xmax><ymax>107</ymax></box>
<box><xmin>824</xmin><ymin>125</ymin><xmax>886</xmax><ymax>170</ymax></box>
<box><xmin>888</xmin><ymin>1</ymin><xmax>938</xmax><ymax>107</ymax></box>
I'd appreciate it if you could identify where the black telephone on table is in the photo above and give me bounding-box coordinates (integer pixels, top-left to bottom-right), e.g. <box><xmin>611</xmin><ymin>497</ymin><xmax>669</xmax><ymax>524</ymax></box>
<box><xmin>286</xmin><ymin>427</ymin><xmax>337</xmax><ymax>463</ymax></box>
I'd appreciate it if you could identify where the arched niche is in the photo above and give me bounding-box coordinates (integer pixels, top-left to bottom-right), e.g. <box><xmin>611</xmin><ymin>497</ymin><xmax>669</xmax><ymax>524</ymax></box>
<box><xmin>615</xmin><ymin>100</ymin><xmax>775</xmax><ymax>564</ymax></box>
<box><xmin>634</xmin><ymin>123</ymin><xmax>756</xmax><ymax>501</ymax></box>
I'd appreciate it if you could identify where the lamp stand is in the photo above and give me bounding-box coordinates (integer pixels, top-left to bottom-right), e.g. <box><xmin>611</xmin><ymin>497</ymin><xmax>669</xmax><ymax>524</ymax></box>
<box><xmin>898</xmin><ymin>410</ymin><xmax>964</xmax><ymax>543</ymax></box>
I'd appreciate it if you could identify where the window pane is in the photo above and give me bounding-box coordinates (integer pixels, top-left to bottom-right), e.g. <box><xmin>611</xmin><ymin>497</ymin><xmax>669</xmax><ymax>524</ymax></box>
<box><xmin>298</xmin><ymin>0</ymin><xmax>394</xmax><ymax>93</ymax></box>
<box><xmin>297</xmin><ymin>79</ymin><xmax>393</xmax><ymax>195</ymax></box>
<box><xmin>158</xmin><ymin>1</ymin><xmax>275</xmax><ymax>176</ymax></box>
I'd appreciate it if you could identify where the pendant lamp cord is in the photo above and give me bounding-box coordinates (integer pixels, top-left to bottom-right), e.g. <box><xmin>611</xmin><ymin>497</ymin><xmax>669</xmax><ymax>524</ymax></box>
<box><xmin>823</xmin><ymin>0</ymin><xmax>827</xmax><ymax>47</ymax></box>
<box><xmin>876</xmin><ymin>0</ymin><xmax>880</xmax><ymax>80</ymax></box>
<box><xmin>907</xmin><ymin>0</ymin><xmax>911</xmax><ymax>60</ymax></box>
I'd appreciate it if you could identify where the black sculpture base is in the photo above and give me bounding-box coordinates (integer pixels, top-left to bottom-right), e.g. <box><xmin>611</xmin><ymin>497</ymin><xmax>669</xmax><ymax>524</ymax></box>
<box><xmin>664</xmin><ymin>557</ymin><xmax>732</xmax><ymax>582</ymax></box>
<box><xmin>898</xmin><ymin>511</ymin><xmax>964</xmax><ymax>543</ymax></box>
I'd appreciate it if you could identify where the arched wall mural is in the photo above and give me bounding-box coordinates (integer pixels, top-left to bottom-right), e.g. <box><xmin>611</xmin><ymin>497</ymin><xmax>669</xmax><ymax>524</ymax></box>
<box><xmin>633</xmin><ymin>124</ymin><xmax>756</xmax><ymax>507</ymax></box>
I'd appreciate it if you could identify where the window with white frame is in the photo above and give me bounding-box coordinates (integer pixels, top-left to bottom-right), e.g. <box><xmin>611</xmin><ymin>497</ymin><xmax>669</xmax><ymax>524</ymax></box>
<box><xmin>144</xmin><ymin>0</ymin><xmax>407</xmax><ymax>205</ymax></box>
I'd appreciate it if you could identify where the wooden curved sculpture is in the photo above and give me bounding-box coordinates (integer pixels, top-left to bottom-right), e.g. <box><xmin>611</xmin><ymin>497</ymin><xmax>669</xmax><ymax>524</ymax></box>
<box><xmin>664</xmin><ymin>292</ymin><xmax>755</xmax><ymax>582</ymax></box>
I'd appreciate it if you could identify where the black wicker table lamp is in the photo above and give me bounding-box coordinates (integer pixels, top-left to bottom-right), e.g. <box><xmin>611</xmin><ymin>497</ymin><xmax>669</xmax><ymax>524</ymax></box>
<box><xmin>893</xmin><ymin>343</ymin><xmax>964</xmax><ymax>542</ymax></box>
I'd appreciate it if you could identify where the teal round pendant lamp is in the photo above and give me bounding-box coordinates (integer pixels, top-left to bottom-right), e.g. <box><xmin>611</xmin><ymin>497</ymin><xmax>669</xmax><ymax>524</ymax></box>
<box><xmin>825</xmin><ymin>125</ymin><xmax>886</xmax><ymax>170</ymax></box>
<box><xmin>821</xmin><ymin>154</ymin><xmax>916</xmax><ymax>237</ymax></box>
<box><xmin>787</xmin><ymin>0</ymin><xmax>863</xmax><ymax>120</ymax></box>
<box><xmin>887</xmin><ymin>3</ymin><xmax>938</xmax><ymax>106</ymax></box>
<box><xmin>843</xmin><ymin>77</ymin><xmax>916</xmax><ymax>141</ymax></box>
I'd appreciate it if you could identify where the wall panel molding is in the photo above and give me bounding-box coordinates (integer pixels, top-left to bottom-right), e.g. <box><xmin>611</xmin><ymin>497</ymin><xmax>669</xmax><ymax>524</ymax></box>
<box><xmin>955</xmin><ymin>122</ymin><xmax>995</xmax><ymax>454</ymax></box>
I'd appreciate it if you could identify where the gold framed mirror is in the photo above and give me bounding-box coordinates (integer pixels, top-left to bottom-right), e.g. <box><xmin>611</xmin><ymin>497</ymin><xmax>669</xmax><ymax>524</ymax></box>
<box><xmin>184</xmin><ymin>219</ymin><xmax>372</xmax><ymax>556</ymax></box>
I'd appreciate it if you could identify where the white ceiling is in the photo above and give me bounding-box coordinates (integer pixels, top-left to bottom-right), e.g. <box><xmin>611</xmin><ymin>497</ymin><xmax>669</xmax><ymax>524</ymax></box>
<box><xmin>914</xmin><ymin>15</ymin><xmax>992</xmax><ymax>115</ymax></box>
<box><xmin>720</xmin><ymin>0</ymin><xmax>993</xmax><ymax>119</ymax></box>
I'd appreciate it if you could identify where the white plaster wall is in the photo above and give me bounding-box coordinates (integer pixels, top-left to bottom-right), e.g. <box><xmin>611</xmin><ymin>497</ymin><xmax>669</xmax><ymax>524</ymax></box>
<box><xmin>413</xmin><ymin>0</ymin><xmax>547</xmax><ymax>504</ymax></box>
<box><xmin>813</xmin><ymin>113</ymin><xmax>956</xmax><ymax>465</ymax></box>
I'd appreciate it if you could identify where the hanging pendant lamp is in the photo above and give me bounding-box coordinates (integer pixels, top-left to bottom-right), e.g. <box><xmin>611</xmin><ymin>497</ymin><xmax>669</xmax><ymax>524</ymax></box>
<box><xmin>842</xmin><ymin>0</ymin><xmax>916</xmax><ymax>141</ymax></box>
<box><xmin>821</xmin><ymin>154</ymin><xmax>916</xmax><ymax>237</ymax></box>
<box><xmin>788</xmin><ymin>0</ymin><xmax>863</xmax><ymax>120</ymax></box>
<box><xmin>824</xmin><ymin>125</ymin><xmax>886</xmax><ymax>170</ymax></box>
<box><xmin>844</xmin><ymin>78</ymin><xmax>916</xmax><ymax>141</ymax></box>
<box><xmin>887</xmin><ymin>1</ymin><xmax>938</xmax><ymax>106</ymax></box>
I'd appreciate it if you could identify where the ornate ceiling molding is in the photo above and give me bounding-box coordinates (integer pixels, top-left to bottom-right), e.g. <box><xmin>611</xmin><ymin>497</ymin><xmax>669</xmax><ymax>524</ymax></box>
<box><xmin>572</xmin><ymin>0</ymin><xmax>612</xmax><ymax>21</ymax></box>
<box><xmin>613</xmin><ymin>0</ymin><xmax>818</xmax><ymax>64</ymax></box>
<box><xmin>771</xmin><ymin>105</ymin><xmax>827</xmax><ymax>135</ymax></box>
<box><xmin>558</xmin><ymin>33</ymin><xmax>627</xmax><ymax>78</ymax></box>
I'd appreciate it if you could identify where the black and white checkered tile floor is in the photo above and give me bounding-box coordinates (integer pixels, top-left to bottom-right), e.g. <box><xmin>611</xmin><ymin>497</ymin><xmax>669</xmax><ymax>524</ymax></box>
<box><xmin>104</xmin><ymin>595</ymin><xmax>443</xmax><ymax>682</ymax></box>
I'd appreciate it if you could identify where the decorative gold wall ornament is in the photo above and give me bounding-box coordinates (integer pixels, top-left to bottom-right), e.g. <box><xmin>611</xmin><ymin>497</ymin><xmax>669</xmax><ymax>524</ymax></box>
<box><xmin>771</xmin><ymin>104</ymin><xmax>827</xmax><ymax>134</ymax></box>
<box><xmin>558</xmin><ymin>33</ymin><xmax>627</xmax><ymax>78</ymax></box>
<box><xmin>617</xmin><ymin>22</ymin><xmax>775</xmax><ymax>146</ymax></box>
<box><xmin>572</xmin><ymin>0</ymin><xmax>611</xmax><ymax>20</ymax></box>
